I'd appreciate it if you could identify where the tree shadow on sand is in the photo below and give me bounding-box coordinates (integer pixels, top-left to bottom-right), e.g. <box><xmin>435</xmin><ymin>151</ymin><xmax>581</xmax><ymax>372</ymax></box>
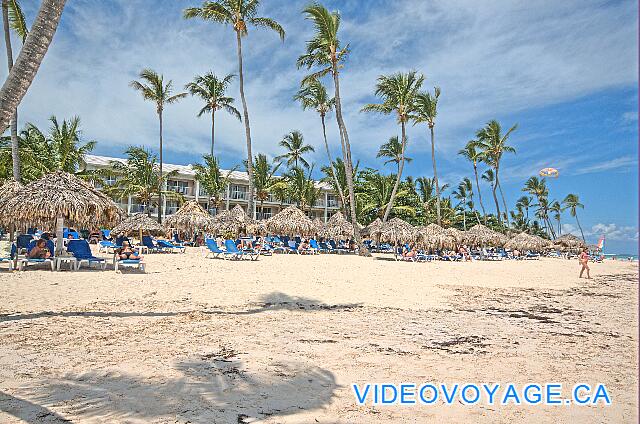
<box><xmin>0</xmin><ymin>291</ymin><xmax>363</xmax><ymax>323</ymax></box>
<box><xmin>12</xmin><ymin>354</ymin><xmax>337</xmax><ymax>423</ymax></box>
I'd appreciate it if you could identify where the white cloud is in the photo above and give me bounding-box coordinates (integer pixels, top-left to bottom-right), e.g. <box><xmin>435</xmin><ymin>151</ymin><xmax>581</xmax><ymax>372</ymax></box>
<box><xmin>573</xmin><ymin>155</ymin><xmax>638</xmax><ymax>175</ymax></box>
<box><xmin>0</xmin><ymin>0</ymin><xmax>636</xmax><ymax>170</ymax></box>
<box><xmin>562</xmin><ymin>222</ymin><xmax>639</xmax><ymax>242</ymax></box>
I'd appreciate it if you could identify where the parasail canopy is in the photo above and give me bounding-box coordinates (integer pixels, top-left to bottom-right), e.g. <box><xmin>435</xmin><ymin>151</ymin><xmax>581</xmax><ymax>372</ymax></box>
<box><xmin>539</xmin><ymin>167</ymin><xmax>559</xmax><ymax>178</ymax></box>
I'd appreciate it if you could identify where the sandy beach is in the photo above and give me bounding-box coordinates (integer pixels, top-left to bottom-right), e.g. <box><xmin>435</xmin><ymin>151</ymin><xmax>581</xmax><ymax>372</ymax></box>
<box><xmin>0</xmin><ymin>249</ymin><xmax>637</xmax><ymax>423</ymax></box>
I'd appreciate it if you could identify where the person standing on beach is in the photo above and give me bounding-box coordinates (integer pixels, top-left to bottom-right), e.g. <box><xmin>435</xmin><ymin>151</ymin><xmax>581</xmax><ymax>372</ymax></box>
<box><xmin>579</xmin><ymin>248</ymin><xmax>591</xmax><ymax>279</ymax></box>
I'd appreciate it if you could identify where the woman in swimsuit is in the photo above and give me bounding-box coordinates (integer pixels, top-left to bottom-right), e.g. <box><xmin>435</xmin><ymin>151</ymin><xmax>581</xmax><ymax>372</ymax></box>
<box><xmin>578</xmin><ymin>248</ymin><xmax>591</xmax><ymax>279</ymax></box>
<box><xmin>118</xmin><ymin>241</ymin><xmax>141</xmax><ymax>260</ymax></box>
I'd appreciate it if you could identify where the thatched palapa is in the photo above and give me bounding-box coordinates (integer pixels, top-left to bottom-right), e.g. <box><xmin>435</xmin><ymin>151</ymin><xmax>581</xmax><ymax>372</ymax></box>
<box><xmin>505</xmin><ymin>232</ymin><xmax>545</xmax><ymax>251</ymax></box>
<box><xmin>164</xmin><ymin>200</ymin><xmax>215</xmax><ymax>234</ymax></box>
<box><xmin>416</xmin><ymin>223</ymin><xmax>446</xmax><ymax>249</ymax></box>
<box><xmin>554</xmin><ymin>234</ymin><xmax>586</xmax><ymax>249</ymax></box>
<box><xmin>361</xmin><ymin>218</ymin><xmax>384</xmax><ymax>238</ymax></box>
<box><xmin>111</xmin><ymin>213</ymin><xmax>166</xmax><ymax>237</ymax></box>
<box><xmin>379</xmin><ymin>218</ymin><xmax>416</xmax><ymax>244</ymax></box>
<box><xmin>312</xmin><ymin>217</ymin><xmax>325</xmax><ymax>235</ymax></box>
<box><xmin>464</xmin><ymin>224</ymin><xmax>507</xmax><ymax>246</ymax></box>
<box><xmin>322</xmin><ymin>211</ymin><xmax>354</xmax><ymax>239</ymax></box>
<box><xmin>266</xmin><ymin>205</ymin><xmax>315</xmax><ymax>236</ymax></box>
<box><xmin>0</xmin><ymin>179</ymin><xmax>23</xmax><ymax>204</ymax></box>
<box><xmin>210</xmin><ymin>205</ymin><xmax>256</xmax><ymax>235</ymax></box>
<box><xmin>0</xmin><ymin>171</ymin><xmax>122</xmax><ymax>229</ymax></box>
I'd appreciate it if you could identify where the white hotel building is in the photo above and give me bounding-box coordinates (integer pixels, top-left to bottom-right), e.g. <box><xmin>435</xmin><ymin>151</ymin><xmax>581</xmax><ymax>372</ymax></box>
<box><xmin>84</xmin><ymin>154</ymin><xmax>341</xmax><ymax>221</ymax></box>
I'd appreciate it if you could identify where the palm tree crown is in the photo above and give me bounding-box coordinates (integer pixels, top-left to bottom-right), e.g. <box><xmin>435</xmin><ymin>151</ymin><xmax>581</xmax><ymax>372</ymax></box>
<box><xmin>186</xmin><ymin>72</ymin><xmax>240</xmax><ymax>119</ymax></box>
<box><xmin>293</xmin><ymin>78</ymin><xmax>334</xmax><ymax>118</ymax></box>
<box><xmin>276</xmin><ymin>130</ymin><xmax>315</xmax><ymax>169</ymax></box>
<box><xmin>130</xmin><ymin>68</ymin><xmax>187</xmax><ymax>115</ymax></box>
<box><xmin>377</xmin><ymin>136</ymin><xmax>412</xmax><ymax>167</ymax></box>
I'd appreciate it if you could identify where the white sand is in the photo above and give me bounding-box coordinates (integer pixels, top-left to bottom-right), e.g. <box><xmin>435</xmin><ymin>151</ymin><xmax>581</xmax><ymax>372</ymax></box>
<box><xmin>0</xmin><ymin>249</ymin><xmax>637</xmax><ymax>423</ymax></box>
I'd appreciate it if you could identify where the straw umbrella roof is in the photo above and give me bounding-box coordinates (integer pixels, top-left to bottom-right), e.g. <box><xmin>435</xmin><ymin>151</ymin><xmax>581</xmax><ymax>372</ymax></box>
<box><xmin>0</xmin><ymin>179</ymin><xmax>23</xmax><ymax>204</ymax></box>
<box><xmin>505</xmin><ymin>232</ymin><xmax>542</xmax><ymax>251</ymax></box>
<box><xmin>0</xmin><ymin>171</ymin><xmax>123</xmax><ymax>228</ymax></box>
<box><xmin>211</xmin><ymin>205</ymin><xmax>256</xmax><ymax>235</ymax></box>
<box><xmin>362</xmin><ymin>218</ymin><xmax>384</xmax><ymax>237</ymax></box>
<box><xmin>111</xmin><ymin>213</ymin><xmax>166</xmax><ymax>236</ymax></box>
<box><xmin>444</xmin><ymin>227</ymin><xmax>465</xmax><ymax>244</ymax></box>
<box><xmin>164</xmin><ymin>200</ymin><xmax>215</xmax><ymax>232</ymax></box>
<box><xmin>464</xmin><ymin>224</ymin><xmax>507</xmax><ymax>246</ymax></box>
<box><xmin>266</xmin><ymin>205</ymin><xmax>315</xmax><ymax>236</ymax></box>
<box><xmin>312</xmin><ymin>217</ymin><xmax>325</xmax><ymax>234</ymax></box>
<box><xmin>416</xmin><ymin>223</ymin><xmax>447</xmax><ymax>249</ymax></box>
<box><xmin>379</xmin><ymin>218</ymin><xmax>416</xmax><ymax>244</ymax></box>
<box><xmin>322</xmin><ymin>211</ymin><xmax>354</xmax><ymax>239</ymax></box>
<box><xmin>554</xmin><ymin>233</ymin><xmax>586</xmax><ymax>249</ymax></box>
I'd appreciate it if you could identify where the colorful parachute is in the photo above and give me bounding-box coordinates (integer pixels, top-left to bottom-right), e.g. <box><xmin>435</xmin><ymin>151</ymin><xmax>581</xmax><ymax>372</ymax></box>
<box><xmin>539</xmin><ymin>167</ymin><xmax>559</xmax><ymax>178</ymax></box>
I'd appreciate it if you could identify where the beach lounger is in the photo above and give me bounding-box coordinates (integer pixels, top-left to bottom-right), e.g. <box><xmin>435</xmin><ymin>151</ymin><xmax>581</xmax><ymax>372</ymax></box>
<box><xmin>98</xmin><ymin>240</ymin><xmax>119</xmax><ymax>254</ymax></box>
<box><xmin>525</xmin><ymin>252</ymin><xmax>540</xmax><ymax>260</ymax></box>
<box><xmin>173</xmin><ymin>233</ymin><xmax>194</xmax><ymax>247</ymax></box>
<box><xmin>203</xmin><ymin>239</ymin><xmax>225</xmax><ymax>259</ymax></box>
<box><xmin>157</xmin><ymin>239</ymin><xmax>186</xmax><ymax>253</ymax></box>
<box><xmin>142</xmin><ymin>236</ymin><xmax>164</xmax><ymax>253</ymax></box>
<box><xmin>224</xmin><ymin>240</ymin><xmax>257</xmax><ymax>260</ymax></box>
<box><xmin>18</xmin><ymin>240</ymin><xmax>55</xmax><ymax>271</ymax></box>
<box><xmin>309</xmin><ymin>239</ymin><xmax>326</xmax><ymax>253</ymax></box>
<box><xmin>285</xmin><ymin>240</ymin><xmax>299</xmax><ymax>254</ymax></box>
<box><xmin>67</xmin><ymin>240</ymin><xmax>106</xmax><ymax>270</ymax></box>
<box><xmin>113</xmin><ymin>256</ymin><xmax>145</xmax><ymax>272</ymax></box>
<box><xmin>0</xmin><ymin>243</ymin><xmax>16</xmax><ymax>270</ymax></box>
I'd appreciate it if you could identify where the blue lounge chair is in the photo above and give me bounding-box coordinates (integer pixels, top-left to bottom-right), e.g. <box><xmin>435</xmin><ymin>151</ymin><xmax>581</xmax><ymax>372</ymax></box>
<box><xmin>309</xmin><ymin>239</ymin><xmax>326</xmax><ymax>253</ymax></box>
<box><xmin>285</xmin><ymin>240</ymin><xmax>299</xmax><ymax>254</ymax></box>
<box><xmin>101</xmin><ymin>229</ymin><xmax>111</xmax><ymax>240</ymax></box>
<box><xmin>0</xmin><ymin>243</ymin><xmax>16</xmax><ymax>270</ymax></box>
<box><xmin>173</xmin><ymin>233</ymin><xmax>193</xmax><ymax>247</ymax></box>
<box><xmin>114</xmin><ymin>256</ymin><xmax>145</xmax><ymax>272</ymax></box>
<box><xmin>19</xmin><ymin>239</ymin><xmax>55</xmax><ymax>271</ymax></box>
<box><xmin>225</xmin><ymin>240</ymin><xmax>258</xmax><ymax>260</ymax></box>
<box><xmin>157</xmin><ymin>239</ymin><xmax>186</xmax><ymax>253</ymax></box>
<box><xmin>142</xmin><ymin>236</ymin><xmax>164</xmax><ymax>253</ymax></box>
<box><xmin>98</xmin><ymin>240</ymin><xmax>119</xmax><ymax>253</ymax></box>
<box><xmin>16</xmin><ymin>234</ymin><xmax>34</xmax><ymax>255</ymax></box>
<box><xmin>67</xmin><ymin>240</ymin><xmax>106</xmax><ymax>270</ymax></box>
<box><xmin>329</xmin><ymin>240</ymin><xmax>350</xmax><ymax>254</ymax></box>
<box><xmin>204</xmin><ymin>239</ymin><xmax>225</xmax><ymax>259</ymax></box>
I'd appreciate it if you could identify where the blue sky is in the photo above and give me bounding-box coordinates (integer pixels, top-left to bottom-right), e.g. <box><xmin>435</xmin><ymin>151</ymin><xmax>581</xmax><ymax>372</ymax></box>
<box><xmin>2</xmin><ymin>0</ymin><xmax>638</xmax><ymax>253</ymax></box>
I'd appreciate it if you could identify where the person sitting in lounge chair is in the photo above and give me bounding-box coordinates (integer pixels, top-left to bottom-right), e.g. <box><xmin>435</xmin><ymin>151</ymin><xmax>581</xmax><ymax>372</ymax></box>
<box><xmin>459</xmin><ymin>245</ymin><xmax>471</xmax><ymax>261</ymax></box>
<box><xmin>28</xmin><ymin>239</ymin><xmax>51</xmax><ymax>259</ymax></box>
<box><xmin>402</xmin><ymin>244</ymin><xmax>417</xmax><ymax>260</ymax></box>
<box><xmin>298</xmin><ymin>239</ymin><xmax>311</xmax><ymax>253</ymax></box>
<box><xmin>116</xmin><ymin>241</ymin><xmax>141</xmax><ymax>260</ymax></box>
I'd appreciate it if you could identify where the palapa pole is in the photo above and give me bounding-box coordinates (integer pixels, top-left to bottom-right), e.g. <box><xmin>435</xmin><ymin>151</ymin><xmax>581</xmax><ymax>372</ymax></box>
<box><xmin>55</xmin><ymin>215</ymin><xmax>64</xmax><ymax>255</ymax></box>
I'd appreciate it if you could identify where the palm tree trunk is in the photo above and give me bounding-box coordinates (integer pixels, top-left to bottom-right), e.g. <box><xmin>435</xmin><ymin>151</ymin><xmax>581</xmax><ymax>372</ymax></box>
<box><xmin>496</xmin><ymin>173</ymin><xmax>510</xmax><ymax>226</ymax></box>
<box><xmin>330</xmin><ymin>59</ymin><xmax>369</xmax><ymax>256</ymax></box>
<box><xmin>210</xmin><ymin>110</ymin><xmax>215</xmax><ymax>157</ymax></box>
<box><xmin>321</xmin><ymin>113</ymin><xmax>346</xmax><ymax>215</ymax></box>
<box><xmin>158</xmin><ymin>111</ymin><xmax>163</xmax><ymax>223</ymax></box>
<box><xmin>575</xmin><ymin>212</ymin><xmax>585</xmax><ymax>242</ymax></box>
<box><xmin>429</xmin><ymin>126</ymin><xmax>441</xmax><ymax>226</ymax></box>
<box><xmin>2</xmin><ymin>0</ymin><xmax>19</xmax><ymax>182</ymax></box>
<box><xmin>383</xmin><ymin>121</ymin><xmax>406</xmax><ymax>222</ymax></box>
<box><xmin>235</xmin><ymin>30</ymin><xmax>254</xmax><ymax>218</ymax></box>
<box><xmin>491</xmin><ymin>168</ymin><xmax>501</xmax><ymax>224</ymax></box>
<box><xmin>0</xmin><ymin>0</ymin><xmax>66</xmax><ymax>133</ymax></box>
<box><xmin>473</xmin><ymin>163</ymin><xmax>485</xmax><ymax>224</ymax></box>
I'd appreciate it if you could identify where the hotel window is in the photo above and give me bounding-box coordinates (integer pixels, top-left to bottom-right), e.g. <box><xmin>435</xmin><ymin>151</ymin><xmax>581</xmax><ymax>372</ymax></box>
<box><xmin>327</xmin><ymin>194</ymin><xmax>338</xmax><ymax>208</ymax></box>
<box><xmin>166</xmin><ymin>200</ymin><xmax>180</xmax><ymax>215</ymax></box>
<box><xmin>258</xmin><ymin>207</ymin><xmax>272</xmax><ymax>220</ymax></box>
<box><xmin>167</xmin><ymin>180</ymin><xmax>190</xmax><ymax>195</ymax></box>
<box><xmin>230</xmin><ymin>184</ymin><xmax>248</xmax><ymax>200</ymax></box>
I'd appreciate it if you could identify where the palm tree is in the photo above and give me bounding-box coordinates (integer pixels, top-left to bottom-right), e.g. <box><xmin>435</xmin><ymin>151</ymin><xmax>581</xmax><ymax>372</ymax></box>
<box><xmin>192</xmin><ymin>154</ymin><xmax>236</xmax><ymax>213</ymax></box>
<box><xmin>297</xmin><ymin>4</ymin><xmax>367</xmax><ymax>253</ymax></box>
<box><xmin>275</xmin><ymin>130</ymin><xmax>315</xmax><ymax>169</ymax></box>
<box><xmin>0</xmin><ymin>116</ymin><xmax>95</xmax><ymax>182</ymax></box>
<box><xmin>562</xmin><ymin>193</ymin><xmax>585</xmax><ymax>242</ymax></box>
<box><xmin>102</xmin><ymin>147</ymin><xmax>182</xmax><ymax>216</ymax></box>
<box><xmin>2</xmin><ymin>0</ymin><xmax>27</xmax><ymax>182</ymax></box>
<box><xmin>515</xmin><ymin>195</ymin><xmax>533</xmax><ymax>220</ymax></box>
<box><xmin>523</xmin><ymin>176</ymin><xmax>555</xmax><ymax>238</ymax></box>
<box><xmin>550</xmin><ymin>200</ymin><xmax>562</xmax><ymax>237</ymax></box>
<box><xmin>476</xmin><ymin>120</ymin><xmax>517</xmax><ymax>226</ymax></box>
<box><xmin>283</xmin><ymin>166</ymin><xmax>317</xmax><ymax>212</ymax></box>
<box><xmin>320</xmin><ymin>157</ymin><xmax>357</xmax><ymax>215</ymax></box>
<box><xmin>0</xmin><ymin>0</ymin><xmax>66</xmax><ymax>133</ymax></box>
<box><xmin>362</xmin><ymin>71</ymin><xmax>423</xmax><ymax>222</ymax></box>
<box><xmin>185</xmin><ymin>72</ymin><xmax>241</xmax><ymax>156</ymax></box>
<box><xmin>248</xmin><ymin>153</ymin><xmax>280</xmax><ymax>218</ymax></box>
<box><xmin>130</xmin><ymin>68</ymin><xmax>187</xmax><ymax>222</ymax></box>
<box><xmin>377</xmin><ymin>136</ymin><xmax>412</xmax><ymax>168</ymax></box>
<box><xmin>357</xmin><ymin>171</ymin><xmax>415</xmax><ymax>221</ymax></box>
<box><xmin>411</xmin><ymin>86</ymin><xmax>441</xmax><ymax>225</ymax></box>
<box><xmin>184</xmin><ymin>0</ymin><xmax>285</xmax><ymax>218</ymax></box>
<box><xmin>458</xmin><ymin>140</ymin><xmax>486</xmax><ymax>222</ymax></box>
<box><xmin>293</xmin><ymin>78</ymin><xmax>346</xmax><ymax>211</ymax></box>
